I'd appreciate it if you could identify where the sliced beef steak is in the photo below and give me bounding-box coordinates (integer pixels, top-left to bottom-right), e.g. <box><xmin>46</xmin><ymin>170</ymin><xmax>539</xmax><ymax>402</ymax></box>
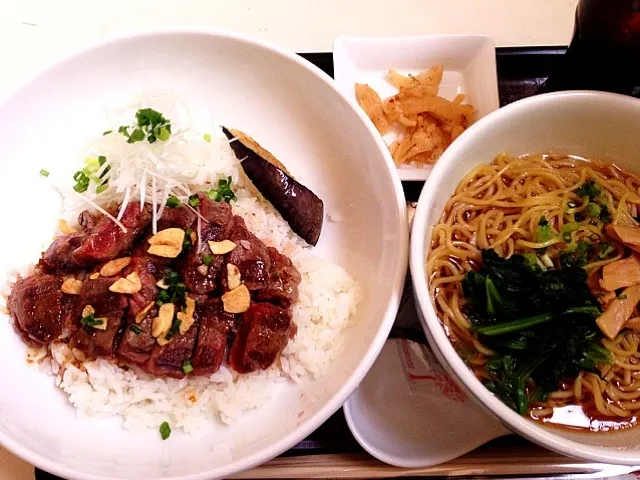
<box><xmin>78</xmin><ymin>210</ymin><xmax>98</xmax><ymax>231</ymax></box>
<box><xmin>8</xmin><ymin>195</ymin><xmax>300</xmax><ymax>377</ymax></box>
<box><xmin>229</xmin><ymin>302</ymin><xmax>293</xmax><ymax>374</ymax></box>
<box><xmin>8</xmin><ymin>273</ymin><xmax>72</xmax><ymax>345</ymax></box>
<box><xmin>71</xmin><ymin>204</ymin><xmax>151</xmax><ymax>266</ymax></box>
<box><xmin>117</xmin><ymin>314</ymin><xmax>157</xmax><ymax>364</ymax></box>
<box><xmin>125</xmin><ymin>255</ymin><xmax>159</xmax><ymax>317</ymax></box>
<box><xmin>225</xmin><ymin>216</ymin><xmax>271</xmax><ymax>290</ymax></box>
<box><xmin>157</xmin><ymin>205</ymin><xmax>197</xmax><ymax>231</ymax></box>
<box><xmin>145</xmin><ymin>324</ymin><xmax>198</xmax><ymax>379</ymax></box>
<box><xmin>69</xmin><ymin>276</ymin><xmax>127</xmax><ymax>357</ymax></box>
<box><xmin>41</xmin><ymin>233</ymin><xmax>85</xmax><ymax>272</ymax></box>
<box><xmin>180</xmin><ymin>195</ymin><xmax>233</xmax><ymax>295</ymax></box>
<box><xmin>191</xmin><ymin>300</ymin><xmax>236</xmax><ymax>375</ymax></box>
<box><xmin>256</xmin><ymin>247</ymin><xmax>301</xmax><ymax>308</ymax></box>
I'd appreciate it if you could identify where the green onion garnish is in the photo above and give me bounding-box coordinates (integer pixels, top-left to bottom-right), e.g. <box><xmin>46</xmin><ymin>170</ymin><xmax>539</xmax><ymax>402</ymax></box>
<box><xmin>618</xmin><ymin>294</ymin><xmax>628</xmax><ymax>300</ymax></box>
<box><xmin>165</xmin><ymin>319</ymin><xmax>182</xmax><ymax>340</ymax></box>
<box><xmin>203</xmin><ymin>133</ymin><xmax>212</xmax><ymax>143</ymax></box>
<box><xmin>129</xmin><ymin>325</ymin><xmax>143</xmax><ymax>335</ymax></box>
<box><xmin>166</xmin><ymin>196</ymin><xmax>181</xmax><ymax>208</ymax></box>
<box><xmin>103</xmin><ymin>130</ymin><xmax>113</xmax><ymax>136</ymax></box>
<box><xmin>127</xmin><ymin>128</ymin><xmax>145</xmax><ymax>144</ymax></box>
<box><xmin>157</xmin><ymin>127</ymin><xmax>170</xmax><ymax>142</ymax></box>
<box><xmin>118</xmin><ymin>109</ymin><xmax>171</xmax><ymax>144</ymax></box>
<box><xmin>188</xmin><ymin>194</ymin><xmax>200</xmax><ymax>207</ymax></box>
<box><xmin>585</xmin><ymin>202</ymin><xmax>601</xmax><ymax>218</ymax></box>
<box><xmin>202</xmin><ymin>255</ymin><xmax>213</xmax><ymax>266</ymax></box>
<box><xmin>80</xmin><ymin>314</ymin><xmax>104</xmax><ymax>328</ymax></box>
<box><xmin>156</xmin><ymin>290</ymin><xmax>171</xmax><ymax>306</ymax></box>
<box><xmin>159</xmin><ymin>421</ymin><xmax>171</xmax><ymax>440</ymax></box>
<box><xmin>182</xmin><ymin>360</ymin><xmax>193</xmax><ymax>374</ymax></box>
<box><xmin>206</xmin><ymin>177</ymin><xmax>236</xmax><ymax>203</ymax></box>
<box><xmin>39</xmin><ymin>169</ymin><xmax>50</xmax><ymax>177</ymax></box>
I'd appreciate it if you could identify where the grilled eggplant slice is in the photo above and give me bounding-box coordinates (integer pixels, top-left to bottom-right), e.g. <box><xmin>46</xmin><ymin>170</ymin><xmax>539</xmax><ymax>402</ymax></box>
<box><xmin>222</xmin><ymin>127</ymin><xmax>324</xmax><ymax>246</ymax></box>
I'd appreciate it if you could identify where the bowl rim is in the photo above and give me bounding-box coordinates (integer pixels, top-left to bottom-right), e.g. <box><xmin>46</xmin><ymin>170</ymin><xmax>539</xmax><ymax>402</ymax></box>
<box><xmin>410</xmin><ymin>90</ymin><xmax>640</xmax><ymax>466</ymax></box>
<box><xmin>0</xmin><ymin>27</ymin><xmax>409</xmax><ymax>480</ymax></box>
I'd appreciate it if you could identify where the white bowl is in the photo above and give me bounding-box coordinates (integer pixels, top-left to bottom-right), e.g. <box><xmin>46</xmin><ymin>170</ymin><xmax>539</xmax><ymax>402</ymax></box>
<box><xmin>410</xmin><ymin>91</ymin><xmax>640</xmax><ymax>465</ymax></box>
<box><xmin>333</xmin><ymin>35</ymin><xmax>499</xmax><ymax>181</ymax></box>
<box><xmin>0</xmin><ymin>29</ymin><xmax>408</xmax><ymax>479</ymax></box>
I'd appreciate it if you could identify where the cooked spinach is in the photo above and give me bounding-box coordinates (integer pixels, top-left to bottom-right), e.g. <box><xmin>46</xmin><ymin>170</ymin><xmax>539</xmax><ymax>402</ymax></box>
<box><xmin>462</xmin><ymin>249</ymin><xmax>610</xmax><ymax>415</ymax></box>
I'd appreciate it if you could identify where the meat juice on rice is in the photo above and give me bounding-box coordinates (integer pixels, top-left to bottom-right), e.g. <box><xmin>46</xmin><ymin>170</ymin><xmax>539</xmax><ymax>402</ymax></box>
<box><xmin>1</xmin><ymin>94</ymin><xmax>361</xmax><ymax>434</ymax></box>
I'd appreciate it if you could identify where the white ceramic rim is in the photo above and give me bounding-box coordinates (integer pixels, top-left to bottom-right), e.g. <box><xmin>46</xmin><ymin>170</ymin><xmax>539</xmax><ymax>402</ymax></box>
<box><xmin>0</xmin><ymin>27</ymin><xmax>409</xmax><ymax>480</ymax></box>
<box><xmin>410</xmin><ymin>90</ymin><xmax>640</xmax><ymax>466</ymax></box>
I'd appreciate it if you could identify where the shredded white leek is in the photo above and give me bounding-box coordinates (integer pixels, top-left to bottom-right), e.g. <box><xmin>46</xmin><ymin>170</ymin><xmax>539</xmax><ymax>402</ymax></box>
<box><xmin>63</xmin><ymin>90</ymin><xmax>242</xmax><ymax>232</ymax></box>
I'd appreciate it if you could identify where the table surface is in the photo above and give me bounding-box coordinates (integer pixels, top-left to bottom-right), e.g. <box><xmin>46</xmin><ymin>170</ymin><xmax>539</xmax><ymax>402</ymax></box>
<box><xmin>0</xmin><ymin>2</ymin><xmax>579</xmax><ymax>478</ymax></box>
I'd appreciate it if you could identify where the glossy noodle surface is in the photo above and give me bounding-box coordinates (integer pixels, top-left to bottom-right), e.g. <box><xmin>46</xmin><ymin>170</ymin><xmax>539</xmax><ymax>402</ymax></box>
<box><xmin>428</xmin><ymin>153</ymin><xmax>640</xmax><ymax>432</ymax></box>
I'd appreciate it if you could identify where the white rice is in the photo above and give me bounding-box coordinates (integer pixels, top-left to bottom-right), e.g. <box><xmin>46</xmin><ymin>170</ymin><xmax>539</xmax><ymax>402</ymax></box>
<box><xmin>34</xmin><ymin>164</ymin><xmax>361</xmax><ymax>433</ymax></box>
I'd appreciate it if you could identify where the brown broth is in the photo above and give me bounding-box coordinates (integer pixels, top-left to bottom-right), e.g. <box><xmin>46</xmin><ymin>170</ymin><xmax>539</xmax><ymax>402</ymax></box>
<box><xmin>532</xmin><ymin>404</ymin><xmax>639</xmax><ymax>433</ymax></box>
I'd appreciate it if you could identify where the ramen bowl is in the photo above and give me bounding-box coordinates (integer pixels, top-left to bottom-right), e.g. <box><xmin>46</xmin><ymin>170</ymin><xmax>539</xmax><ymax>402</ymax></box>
<box><xmin>410</xmin><ymin>91</ymin><xmax>640</xmax><ymax>465</ymax></box>
<box><xmin>0</xmin><ymin>29</ymin><xmax>408</xmax><ymax>479</ymax></box>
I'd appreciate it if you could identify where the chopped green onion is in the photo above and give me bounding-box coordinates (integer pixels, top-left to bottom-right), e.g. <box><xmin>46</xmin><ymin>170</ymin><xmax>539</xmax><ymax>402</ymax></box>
<box><xmin>536</xmin><ymin>216</ymin><xmax>554</xmax><ymax>243</ymax></box>
<box><xmin>182</xmin><ymin>360</ymin><xmax>193</xmax><ymax>374</ymax></box>
<box><xmin>206</xmin><ymin>177</ymin><xmax>236</xmax><ymax>203</ymax></box>
<box><xmin>103</xmin><ymin>130</ymin><xmax>113</xmax><ymax>136</ymax></box>
<box><xmin>202</xmin><ymin>254</ymin><xmax>213</xmax><ymax>266</ymax></box>
<box><xmin>166</xmin><ymin>196</ymin><xmax>181</xmax><ymax>208</ymax></box>
<box><xmin>39</xmin><ymin>169</ymin><xmax>50</xmax><ymax>177</ymax></box>
<box><xmin>585</xmin><ymin>202</ymin><xmax>601</xmax><ymax>218</ymax></box>
<box><xmin>618</xmin><ymin>294</ymin><xmax>628</xmax><ymax>300</ymax></box>
<box><xmin>80</xmin><ymin>314</ymin><xmax>104</xmax><ymax>328</ymax></box>
<box><xmin>599</xmin><ymin>242</ymin><xmax>615</xmax><ymax>259</ymax></box>
<box><xmin>522</xmin><ymin>253</ymin><xmax>539</xmax><ymax>270</ymax></box>
<box><xmin>98</xmin><ymin>155</ymin><xmax>107</xmax><ymax>166</ymax></box>
<box><xmin>575</xmin><ymin>181</ymin><xmax>601</xmax><ymax>201</ymax></box>
<box><xmin>130</xmin><ymin>325</ymin><xmax>143</xmax><ymax>335</ymax></box>
<box><xmin>127</xmin><ymin>128</ymin><xmax>145</xmax><ymax>144</ymax></box>
<box><xmin>136</xmin><ymin>108</ymin><xmax>168</xmax><ymax>128</ymax></box>
<box><xmin>157</xmin><ymin>127</ymin><xmax>170</xmax><ymax>142</ymax></box>
<box><xmin>96</xmin><ymin>184</ymin><xmax>109</xmax><ymax>194</ymax></box>
<box><xmin>203</xmin><ymin>133</ymin><xmax>212</xmax><ymax>143</ymax></box>
<box><xmin>117</xmin><ymin>109</ymin><xmax>172</xmax><ymax>144</ymax></box>
<box><xmin>182</xmin><ymin>229</ymin><xmax>193</xmax><ymax>254</ymax></box>
<box><xmin>156</xmin><ymin>290</ymin><xmax>171</xmax><ymax>305</ymax></box>
<box><xmin>99</xmin><ymin>165</ymin><xmax>111</xmax><ymax>180</ymax></box>
<box><xmin>72</xmin><ymin>170</ymin><xmax>91</xmax><ymax>193</ymax></box>
<box><xmin>73</xmin><ymin>171</ymin><xmax>88</xmax><ymax>182</ymax></box>
<box><xmin>188</xmin><ymin>194</ymin><xmax>201</xmax><ymax>207</ymax></box>
<box><xmin>165</xmin><ymin>319</ymin><xmax>182</xmax><ymax>340</ymax></box>
<box><xmin>159</xmin><ymin>421</ymin><xmax>171</xmax><ymax>440</ymax></box>
<box><xmin>561</xmin><ymin>222</ymin><xmax>579</xmax><ymax>243</ymax></box>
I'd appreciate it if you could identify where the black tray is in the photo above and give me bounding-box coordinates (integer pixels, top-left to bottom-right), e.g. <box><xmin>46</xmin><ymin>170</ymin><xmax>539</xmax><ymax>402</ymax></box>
<box><xmin>35</xmin><ymin>46</ymin><xmax>568</xmax><ymax>480</ymax></box>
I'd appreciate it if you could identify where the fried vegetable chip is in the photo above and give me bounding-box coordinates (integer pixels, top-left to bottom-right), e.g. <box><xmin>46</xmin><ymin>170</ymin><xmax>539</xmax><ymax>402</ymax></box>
<box><xmin>354</xmin><ymin>65</ymin><xmax>476</xmax><ymax>168</ymax></box>
<box><xmin>355</xmin><ymin>84</ymin><xmax>389</xmax><ymax>134</ymax></box>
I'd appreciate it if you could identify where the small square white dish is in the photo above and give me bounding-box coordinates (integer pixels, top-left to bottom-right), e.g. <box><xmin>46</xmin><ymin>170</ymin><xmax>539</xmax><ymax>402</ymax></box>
<box><xmin>333</xmin><ymin>35</ymin><xmax>500</xmax><ymax>181</ymax></box>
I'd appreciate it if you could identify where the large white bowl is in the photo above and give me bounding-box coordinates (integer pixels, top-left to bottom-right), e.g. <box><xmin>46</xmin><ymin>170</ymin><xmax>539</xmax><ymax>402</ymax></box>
<box><xmin>411</xmin><ymin>91</ymin><xmax>640</xmax><ymax>465</ymax></box>
<box><xmin>0</xmin><ymin>30</ymin><xmax>408</xmax><ymax>479</ymax></box>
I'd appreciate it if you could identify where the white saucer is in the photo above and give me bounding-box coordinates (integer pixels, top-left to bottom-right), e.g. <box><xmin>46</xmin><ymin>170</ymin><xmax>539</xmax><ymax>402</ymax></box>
<box><xmin>343</xmin><ymin>294</ymin><xmax>509</xmax><ymax>468</ymax></box>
